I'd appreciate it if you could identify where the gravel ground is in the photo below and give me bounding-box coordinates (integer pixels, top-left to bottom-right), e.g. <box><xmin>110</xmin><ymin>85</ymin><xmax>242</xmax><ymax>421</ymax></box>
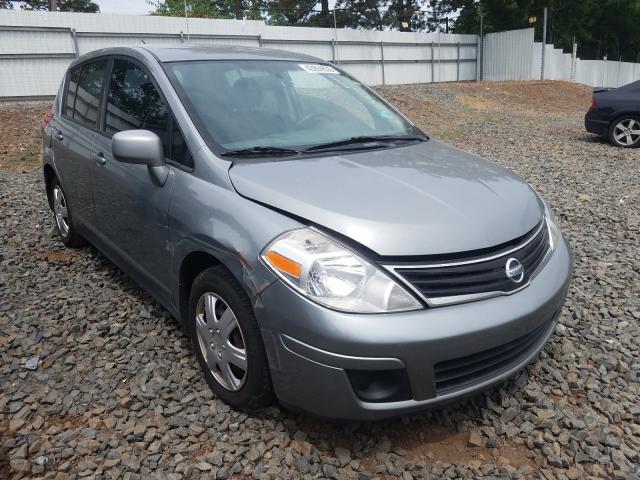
<box><xmin>1</xmin><ymin>81</ymin><xmax>639</xmax><ymax>480</ymax></box>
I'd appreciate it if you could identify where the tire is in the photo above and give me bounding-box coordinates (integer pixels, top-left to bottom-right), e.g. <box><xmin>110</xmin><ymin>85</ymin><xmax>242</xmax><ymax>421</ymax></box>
<box><xmin>50</xmin><ymin>177</ymin><xmax>86</xmax><ymax>248</ymax></box>
<box><xmin>608</xmin><ymin>116</ymin><xmax>640</xmax><ymax>148</ymax></box>
<box><xmin>188</xmin><ymin>266</ymin><xmax>273</xmax><ymax>409</ymax></box>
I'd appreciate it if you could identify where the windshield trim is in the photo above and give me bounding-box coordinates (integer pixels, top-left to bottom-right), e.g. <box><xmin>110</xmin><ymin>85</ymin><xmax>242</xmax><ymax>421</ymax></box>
<box><xmin>161</xmin><ymin>59</ymin><xmax>428</xmax><ymax>160</ymax></box>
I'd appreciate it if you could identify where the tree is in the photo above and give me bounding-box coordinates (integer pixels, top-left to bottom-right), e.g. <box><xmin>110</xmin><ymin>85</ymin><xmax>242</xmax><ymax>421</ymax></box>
<box><xmin>333</xmin><ymin>0</ymin><xmax>385</xmax><ymax>30</ymax></box>
<box><xmin>0</xmin><ymin>0</ymin><xmax>99</xmax><ymax>11</ymax></box>
<box><xmin>149</xmin><ymin>0</ymin><xmax>262</xmax><ymax>20</ymax></box>
<box><xmin>443</xmin><ymin>0</ymin><xmax>640</xmax><ymax>62</ymax></box>
<box><xmin>383</xmin><ymin>0</ymin><xmax>427</xmax><ymax>31</ymax></box>
<box><xmin>264</xmin><ymin>0</ymin><xmax>318</xmax><ymax>25</ymax></box>
<box><xmin>151</xmin><ymin>0</ymin><xmax>434</xmax><ymax>31</ymax></box>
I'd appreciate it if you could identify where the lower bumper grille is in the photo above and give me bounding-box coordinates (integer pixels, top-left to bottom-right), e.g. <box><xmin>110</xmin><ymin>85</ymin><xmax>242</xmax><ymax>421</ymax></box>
<box><xmin>434</xmin><ymin>318</ymin><xmax>555</xmax><ymax>394</ymax></box>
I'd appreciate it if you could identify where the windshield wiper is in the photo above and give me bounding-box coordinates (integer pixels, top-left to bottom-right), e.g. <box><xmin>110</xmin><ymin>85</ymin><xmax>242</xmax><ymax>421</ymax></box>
<box><xmin>304</xmin><ymin>135</ymin><xmax>426</xmax><ymax>153</ymax></box>
<box><xmin>221</xmin><ymin>146</ymin><xmax>301</xmax><ymax>157</ymax></box>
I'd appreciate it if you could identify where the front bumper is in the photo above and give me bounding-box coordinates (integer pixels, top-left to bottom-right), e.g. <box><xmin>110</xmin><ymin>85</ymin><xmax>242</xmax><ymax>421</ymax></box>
<box><xmin>255</xmin><ymin>236</ymin><xmax>572</xmax><ymax>421</ymax></box>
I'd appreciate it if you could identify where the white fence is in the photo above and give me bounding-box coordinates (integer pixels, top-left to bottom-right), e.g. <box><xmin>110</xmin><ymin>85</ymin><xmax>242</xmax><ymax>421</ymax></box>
<box><xmin>0</xmin><ymin>10</ymin><xmax>478</xmax><ymax>99</ymax></box>
<box><xmin>482</xmin><ymin>27</ymin><xmax>640</xmax><ymax>88</ymax></box>
<box><xmin>2</xmin><ymin>11</ymin><xmax>639</xmax><ymax>99</ymax></box>
<box><xmin>482</xmin><ymin>28</ymin><xmax>536</xmax><ymax>81</ymax></box>
<box><xmin>574</xmin><ymin>59</ymin><xmax>640</xmax><ymax>89</ymax></box>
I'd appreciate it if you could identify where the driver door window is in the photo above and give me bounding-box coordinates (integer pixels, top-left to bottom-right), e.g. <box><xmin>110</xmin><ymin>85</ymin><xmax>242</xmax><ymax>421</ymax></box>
<box><xmin>105</xmin><ymin>59</ymin><xmax>193</xmax><ymax>168</ymax></box>
<box><xmin>105</xmin><ymin>59</ymin><xmax>169</xmax><ymax>148</ymax></box>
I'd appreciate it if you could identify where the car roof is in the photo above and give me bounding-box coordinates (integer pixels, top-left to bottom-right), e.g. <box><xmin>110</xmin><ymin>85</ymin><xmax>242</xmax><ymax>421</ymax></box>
<box><xmin>618</xmin><ymin>79</ymin><xmax>640</xmax><ymax>91</ymax></box>
<box><xmin>65</xmin><ymin>45</ymin><xmax>329</xmax><ymax>81</ymax></box>
<box><xmin>136</xmin><ymin>44</ymin><xmax>325</xmax><ymax>63</ymax></box>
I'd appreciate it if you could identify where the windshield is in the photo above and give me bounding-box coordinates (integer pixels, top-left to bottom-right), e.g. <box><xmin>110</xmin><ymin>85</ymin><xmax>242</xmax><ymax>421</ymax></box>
<box><xmin>165</xmin><ymin>60</ymin><xmax>422</xmax><ymax>152</ymax></box>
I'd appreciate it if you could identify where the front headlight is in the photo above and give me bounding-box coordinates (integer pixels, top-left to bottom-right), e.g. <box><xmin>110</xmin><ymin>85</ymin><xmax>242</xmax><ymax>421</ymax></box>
<box><xmin>543</xmin><ymin>201</ymin><xmax>561</xmax><ymax>251</ymax></box>
<box><xmin>261</xmin><ymin>228</ymin><xmax>422</xmax><ymax>313</ymax></box>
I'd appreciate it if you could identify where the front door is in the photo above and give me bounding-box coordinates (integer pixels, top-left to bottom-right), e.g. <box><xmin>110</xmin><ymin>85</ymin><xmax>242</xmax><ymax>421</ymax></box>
<box><xmin>91</xmin><ymin>58</ymin><xmax>176</xmax><ymax>302</ymax></box>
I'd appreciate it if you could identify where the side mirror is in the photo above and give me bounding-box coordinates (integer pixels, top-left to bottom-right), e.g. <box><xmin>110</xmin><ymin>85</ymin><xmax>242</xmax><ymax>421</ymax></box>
<box><xmin>112</xmin><ymin>129</ymin><xmax>165</xmax><ymax>166</ymax></box>
<box><xmin>112</xmin><ymin>130</ymin><xmax>169</xmax><ymax>185</ymax></box>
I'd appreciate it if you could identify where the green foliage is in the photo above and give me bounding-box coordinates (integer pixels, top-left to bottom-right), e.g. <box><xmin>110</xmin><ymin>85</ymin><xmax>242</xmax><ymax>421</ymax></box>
<box><xmin>3</xmin><ymin>0</ymin><xmax>634</xmax><ymax>61</ymax></box>
<box><xmin>148</xmin><ymin>0</ymin><xmax>261</xmax><ymax>20</ymax></box>
<box><xmin>264</xmin><ymin>0</ymin><xmax>319</xmax><ymax>25</ymax></box>
<box><xmin>333</xmin><ymin>0</ymin><xmax>385</xmax><ymax>30</ymax></box>
<box><xmin>444</xmin><ymin>0</ymin><xmax>640</xmax><ymax>62</ymax></box>
<box><xmin>0</xmin><ymin>0</ymin><xmax>99</xmax><ymax>11</ymax></box>
<box><xmin>149</xmin><ymin>0</ymin><xmax>434</xmax><ymax>30</ymax></box>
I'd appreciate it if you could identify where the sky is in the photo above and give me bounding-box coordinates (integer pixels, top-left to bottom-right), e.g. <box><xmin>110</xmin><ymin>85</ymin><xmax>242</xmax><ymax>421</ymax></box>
<box><xmin>94</xmin><ymin>0</ymin><xmax>152</xmax><ymax>15</ymax></box>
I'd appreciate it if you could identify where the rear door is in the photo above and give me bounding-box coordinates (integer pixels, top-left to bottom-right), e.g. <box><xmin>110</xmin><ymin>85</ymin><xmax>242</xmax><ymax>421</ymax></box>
<box><xmin>53</xmin><ymin>59</ymin><xmax>110</xmax><ymax>227</ymax></box>
<box><xmin>90</xmin><ymin>57</ymin><xmax>189</xmax><ymax>303</ymax></box>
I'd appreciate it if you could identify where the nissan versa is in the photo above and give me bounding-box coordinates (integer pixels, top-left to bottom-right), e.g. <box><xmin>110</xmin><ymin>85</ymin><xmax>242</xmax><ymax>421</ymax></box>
<box><xmin>41</xmin><ymin>45</ymin><xmax>572</xmax><ymax>420</ymax></box>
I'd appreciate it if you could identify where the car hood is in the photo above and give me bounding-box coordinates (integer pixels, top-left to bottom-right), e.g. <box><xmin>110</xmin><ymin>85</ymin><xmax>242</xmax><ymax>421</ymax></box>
<box><xmin>228</xmin><ymin>140</ymin><xmax>543</xmax><ymax>257</ymax></box>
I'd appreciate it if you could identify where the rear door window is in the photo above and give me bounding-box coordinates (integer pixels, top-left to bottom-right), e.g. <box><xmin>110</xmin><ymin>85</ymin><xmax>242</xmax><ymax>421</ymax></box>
<box><xmin>73</xmin><ymin>59</ymin><xmax>109</xmax><ymax>128</ymax></box>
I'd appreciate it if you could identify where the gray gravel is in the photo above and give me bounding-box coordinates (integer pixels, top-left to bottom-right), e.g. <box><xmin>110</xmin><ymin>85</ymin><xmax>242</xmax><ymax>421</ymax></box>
<box><xmin>1</xmin><ymin>83</ymin><xmax>640</xmax><ymax>480</ymax></box>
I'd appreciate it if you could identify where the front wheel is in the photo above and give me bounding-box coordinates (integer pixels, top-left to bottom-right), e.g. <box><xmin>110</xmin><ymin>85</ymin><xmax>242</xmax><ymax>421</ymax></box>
<box><xmin>51</xmin><ymin>178</ymin><xmax>86</xmax><ymax>248</ymax></box>
<box><xmin>188</xmin><ymin>266</ymin><xmax>273</xmax><ymax>409</ymax></box>
<box><xmin>609</xmin><ymin>116</ymin><xmax>640</xmax><ymax>148</ymax></box>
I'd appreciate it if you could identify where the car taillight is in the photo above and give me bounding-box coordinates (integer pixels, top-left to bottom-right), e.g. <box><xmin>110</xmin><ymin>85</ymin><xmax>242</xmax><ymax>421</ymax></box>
<box><xmin>591</xmin><ymin>97</ymin><xmax>597</xmax><ymax>108</ymax></box>
<box><xmin>41</xmin><ymin>111</ymin><xmax>54</xmax><ymax>133</ymax></box>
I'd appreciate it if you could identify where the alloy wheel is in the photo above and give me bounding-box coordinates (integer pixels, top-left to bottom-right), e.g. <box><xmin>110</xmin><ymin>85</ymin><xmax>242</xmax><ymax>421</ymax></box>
<box><xmin>613</xmin><ymin>118</ymin><xmax>640</xmax><ymax>146</ymax></box>
<box><xmin>52</xmin><ymin>185</ymin><xmax>70</xmax><ymax>238</ymax></box>
<box><xmin>195</xmin><ymin>292</ymin><xmax>248</xmax><ymax>391</ymax></box>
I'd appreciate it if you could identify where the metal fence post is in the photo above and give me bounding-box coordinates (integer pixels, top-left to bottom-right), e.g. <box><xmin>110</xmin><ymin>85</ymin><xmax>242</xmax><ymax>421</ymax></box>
<box><xmin>331</xmin><ymin>38</ymin><xmax>336</xmax><ymax>63</ymax></box>
<box><xmin>617</xmin><ymin>56</ymin><xmax>622</xmax><ymax>87</ymax></box>
<box><xmin>570</xmin><ymin>42</ymin><xmax>577</xmax><ymax>82</ymax></box>
<box><xmin>477</xmin><ymin>14</ymin><xmax>484</xmax><ymax>81</ymax></box>
<box><xmin>179</xmin><ymin>31</ymin><xmax>184</xmax><ymax>43</ymax></box>
<box><xmin>430</xmin><ymin>41</ymin><xmax>434</xmax><ymax>83</ymax></box>
<box><xmin>456</xmin><ymin>41</ymin><xmax>460</xmax><ymax>81</ymax></box>
<box><xmin>258</xmin><ymin>34</ymin><xmax>262</xmax><ymax>47</ymax></box>
<box><xmin>70</xmin><ymin>28</ymin><xmax>79</xmax><ymax>58</ymax></box>
<box><xmin>437</xmin><ymin>31</ymin><xmax>441</xmax><ymax>83</ymax></box>
<box><xmin>541</xmin><ymin>7</ymin><xmax>547</xmax><ymax>80</ymax></box>
<box><xmin>380</xmin><ymin>41</ymin><xmax>385</xmax><ymax>85</ymax></box>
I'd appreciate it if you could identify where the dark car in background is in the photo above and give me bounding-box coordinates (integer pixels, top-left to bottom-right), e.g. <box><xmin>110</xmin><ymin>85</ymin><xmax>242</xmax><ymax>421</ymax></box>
<box><xmin>585</xmin><ymin>80</ymin><xmax>640</xmax><ymax>148</ymax></box>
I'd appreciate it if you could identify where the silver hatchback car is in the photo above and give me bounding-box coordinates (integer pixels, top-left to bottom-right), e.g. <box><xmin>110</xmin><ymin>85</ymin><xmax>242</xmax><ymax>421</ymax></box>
<box><xmin>42</xmin><ymin>45</ymin><xmax>572</xmax><ymax>420</ymax></box>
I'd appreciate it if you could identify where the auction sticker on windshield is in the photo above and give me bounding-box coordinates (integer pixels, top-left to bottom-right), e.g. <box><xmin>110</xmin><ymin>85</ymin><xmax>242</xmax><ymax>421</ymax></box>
<box><xmin>299</xmin><ymin>64</ymin><xmax>339</xmax><ymax>74</ymax></box>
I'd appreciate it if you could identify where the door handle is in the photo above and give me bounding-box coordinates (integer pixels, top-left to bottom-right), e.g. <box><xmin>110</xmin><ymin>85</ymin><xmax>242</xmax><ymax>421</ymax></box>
<box><xmin>93</xmin><ymin>153</ymin><xmax>106</xmax><ymax>166</ymax></box>
<box><xmin>55</xmin><ymin>131</ymin><xmax>64</xmax><ymax>141</ymax></box>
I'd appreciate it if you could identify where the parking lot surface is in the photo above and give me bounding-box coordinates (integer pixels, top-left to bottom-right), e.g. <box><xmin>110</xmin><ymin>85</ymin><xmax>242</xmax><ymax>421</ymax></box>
<box><xmin>1</xmin><ymin>81</ymin><xmax>639</xmax><ymax>479</ymax></box>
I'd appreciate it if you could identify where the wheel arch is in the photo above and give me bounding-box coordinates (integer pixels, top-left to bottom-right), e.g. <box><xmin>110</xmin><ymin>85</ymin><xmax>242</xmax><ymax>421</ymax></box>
<box><xmin>609</xmin><ymin>111</ymin><xmax>640</xmax><ymax>124</ymax></box>
<box><xmin>43</xmin><ymin>163</ymin><xmax>57</xmax><ymax>210</ymax></box>
<box><xmin>179</xmin><ymin>251</ymin><xmax>222</xmax><ymax>325</ymax></box>
<box><xmin>177</xmin><ymin>249</ymin><xmax>270</xmax><ymax>326</ymax></box>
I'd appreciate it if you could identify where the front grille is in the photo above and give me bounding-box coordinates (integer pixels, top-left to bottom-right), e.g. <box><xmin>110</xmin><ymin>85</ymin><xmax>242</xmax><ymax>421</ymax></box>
<box><xmin>392</xmin><ymin>220</ymin><xmax>550</xmax><ymax>302</ymax></box>
<box><xmin>434</xmin><ymin>318</ymin><xmax>554</xmax><ymax>394</ymax></box>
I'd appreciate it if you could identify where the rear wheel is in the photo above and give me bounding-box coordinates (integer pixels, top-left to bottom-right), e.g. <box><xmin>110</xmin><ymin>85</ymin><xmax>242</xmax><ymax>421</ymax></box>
<box><xmin>51</xmin><ymin>178</ymin><xmax>86</xmax><ymax>248</ymax></box>
<box><xmin>188</xmin><ymin>266</ymin><xmax>273</xmax><ymax>409</ymax></box>
<box><xmin>609</xmin><ymin>116</ymin><xmax>640</xmax><ymax>148</ymax></box>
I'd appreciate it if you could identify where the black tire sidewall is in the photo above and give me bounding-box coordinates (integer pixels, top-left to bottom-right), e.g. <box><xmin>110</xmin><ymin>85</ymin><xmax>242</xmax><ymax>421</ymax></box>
<box><xmin>609</xmin><ymin>116</ymin><xmax>640</xmax><ymax>148</ymax></box>
<box><xmin>50</xmin><ymin>177</ymin><xmax>84</xmax><ymax>248</ymax></box>
<box><xmin>187</xmin><ymin>266</ymin><xmax>272</xmax><ymax>409</ymax></box>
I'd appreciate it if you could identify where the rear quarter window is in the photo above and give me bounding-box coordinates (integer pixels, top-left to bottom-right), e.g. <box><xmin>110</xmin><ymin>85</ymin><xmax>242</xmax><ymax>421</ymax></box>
<box><xmin>63</xmin><ymin>67</ymin><xmax>81</xmax><ymax>117</ymax></box>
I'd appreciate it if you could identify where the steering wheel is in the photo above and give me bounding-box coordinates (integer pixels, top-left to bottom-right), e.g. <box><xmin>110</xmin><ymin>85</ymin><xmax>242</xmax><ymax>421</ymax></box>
<box><xmin>296</xmin><ymin>113</ymin><xmax>332</xmax><ymax>129</ymax></box>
